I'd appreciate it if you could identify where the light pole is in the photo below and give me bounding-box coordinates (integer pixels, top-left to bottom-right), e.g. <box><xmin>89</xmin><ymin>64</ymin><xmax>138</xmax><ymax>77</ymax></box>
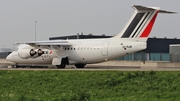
<box><xmin>35</xmin><ymin>21</ymin><xmax>37</xmax><ymax>41</ymax></box>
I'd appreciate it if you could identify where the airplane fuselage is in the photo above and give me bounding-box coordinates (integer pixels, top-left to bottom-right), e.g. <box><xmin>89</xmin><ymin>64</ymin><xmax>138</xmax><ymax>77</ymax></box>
<box><xmin>7</xmin><ymin>38</ymin><xmax>146</xmax><ymax>65</ymax></box>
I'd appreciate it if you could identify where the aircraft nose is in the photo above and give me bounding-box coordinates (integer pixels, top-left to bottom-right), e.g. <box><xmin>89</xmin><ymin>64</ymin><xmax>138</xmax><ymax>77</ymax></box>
<box><xmin>6</xmin><ymin>53</ymin><xmax>13</xmax><ymax>61</ymax></box>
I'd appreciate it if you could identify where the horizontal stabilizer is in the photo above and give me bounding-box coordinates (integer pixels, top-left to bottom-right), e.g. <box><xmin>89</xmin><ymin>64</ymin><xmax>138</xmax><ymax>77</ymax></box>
<box><xmin>159</xmin><ymin>10</ymin><xmax>176</xmax><ymax>14</ymax></box>
<box><xmin>133</xmin><ymin>5</ymin><xmax>176</xmax><ymax>14</ymax></box>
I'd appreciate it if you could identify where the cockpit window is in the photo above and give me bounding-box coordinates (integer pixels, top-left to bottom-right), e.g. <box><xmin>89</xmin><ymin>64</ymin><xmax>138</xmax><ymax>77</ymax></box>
<box><xmin>15</xmin><ymin>48</ymin><xmax>18</xmax><ymax>51</ymax></box>
<box><xmin>15</xmin><ymin>47</ymin><xmax>19</xmax><ymax>51</ymax></box>
<box><xmin>15</xmin><ymin>44</ymin><xmax>28</xmax><ymax>51</ymax></box>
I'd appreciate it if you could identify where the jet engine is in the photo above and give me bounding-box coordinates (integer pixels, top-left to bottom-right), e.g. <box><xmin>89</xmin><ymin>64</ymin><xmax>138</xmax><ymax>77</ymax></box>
<box><xmin>18</xmin><ymin>49</ymin><xmax>44</xmax><ymax>59</ymax></box>
<box><xmin>37</xmin><ymin>49</ymin><xmax>44</xmax><ymax>56</ymax></box>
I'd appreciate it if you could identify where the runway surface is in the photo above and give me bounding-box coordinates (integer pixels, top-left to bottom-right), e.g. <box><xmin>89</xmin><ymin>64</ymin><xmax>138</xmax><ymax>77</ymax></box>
<box><xmin>1</xmin><ymin>65</ymin><xmax>180</xmax><ymax>71</ymax></box>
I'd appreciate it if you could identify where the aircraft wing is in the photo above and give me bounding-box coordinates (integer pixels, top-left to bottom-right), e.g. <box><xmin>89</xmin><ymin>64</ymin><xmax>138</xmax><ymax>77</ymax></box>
<box><xmin>15</xmin><ymin>40</ymin><xmax>71</xmax><ymax>45</ymax></box>
<box><xmin>15</xmin><ymin>40</ymin><xmax>72</xmax><ymax>49</ymax></box>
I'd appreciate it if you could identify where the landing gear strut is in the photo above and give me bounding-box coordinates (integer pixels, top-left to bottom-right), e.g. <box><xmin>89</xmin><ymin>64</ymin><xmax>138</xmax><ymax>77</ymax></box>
<box><xmin>56</xmin><ymin>57</ymin><xmax>69</xmax><ymax>69</ymax></box>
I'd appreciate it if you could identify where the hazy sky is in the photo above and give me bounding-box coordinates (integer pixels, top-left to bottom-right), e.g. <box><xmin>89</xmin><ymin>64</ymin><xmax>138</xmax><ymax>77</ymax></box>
<box><xmin>0</xmin><ymin>0</ymin><xmax>179</xmax><ymax>48</ymax></box>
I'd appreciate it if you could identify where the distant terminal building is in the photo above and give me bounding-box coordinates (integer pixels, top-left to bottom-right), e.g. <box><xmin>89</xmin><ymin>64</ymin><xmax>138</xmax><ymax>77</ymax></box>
<box><xmin>50</xmin><ymin>34</ymin><xmax>180</xmax><ymax>62</ymax></box>
<box><xmin>0</xmin><ymin>48</ymin><xmax>12</xmax><ymax>58</ymax></box>
<box><xmin>169</xmin><ymin>44</ymin><xmax>180</xmax><ymax>62</ymax></box>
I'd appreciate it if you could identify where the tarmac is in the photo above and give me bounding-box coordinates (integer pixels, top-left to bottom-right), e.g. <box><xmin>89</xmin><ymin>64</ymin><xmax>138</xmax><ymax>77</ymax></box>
<box><xmin>1</xmin><ymin>59</ymin><xmax>180</xmax><ymax>71</ymax></box>
<box><xmin>1</xmin><ymin>65</ymin><xmax>180</xmax><ymax>71</ymax></box>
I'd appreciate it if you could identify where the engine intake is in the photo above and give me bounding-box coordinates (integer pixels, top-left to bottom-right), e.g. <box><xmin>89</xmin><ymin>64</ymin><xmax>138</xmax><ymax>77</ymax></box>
<box><xmin>30</xmin><ymin>49</ymin><xmax>36</xmax><ymax>56</ymax></box>
<box><xmin>18</xmin><ymin>49</ymin><xmax>45</xmax><ymax>59</ymax></box>
<box><xmin>37</xmin><ymin>49</ymin><xmax>44</xmax><ymax>56</ymax></box>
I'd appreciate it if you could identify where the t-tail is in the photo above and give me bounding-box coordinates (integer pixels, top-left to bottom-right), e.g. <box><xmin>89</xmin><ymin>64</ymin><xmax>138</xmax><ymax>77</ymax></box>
<box><xmin>113</xmin><ymin>5</ymin><xmax>176</xmax><ymax>41</ymax></box>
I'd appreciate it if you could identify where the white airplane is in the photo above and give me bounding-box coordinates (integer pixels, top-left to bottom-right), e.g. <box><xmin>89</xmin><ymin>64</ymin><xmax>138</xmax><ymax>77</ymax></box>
<box><xmin>6</xmin><ymin>5</ymin><xmax>175</xmax><ymax>68</ymax></box>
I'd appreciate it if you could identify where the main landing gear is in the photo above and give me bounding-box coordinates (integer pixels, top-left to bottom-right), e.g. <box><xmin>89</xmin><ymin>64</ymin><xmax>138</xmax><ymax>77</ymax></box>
<box><xmin>55</xmin><ymin>57</ymin><xmax>86</xmax><ymax>69</ymax></box>
<box><xmin>56</xmin><ymin>64</ymin><xmax>86</xmax><ymax>69</ymax></box>
<box><xmin>56</xmin><ymin>64</ymin><xmax>66</xmax><ymax>68</ymax></box>
<box><xmin>56</xmin><ymin>57</ymin><xmax>69</xmax><ymax>69</ymax></box>
<box><xmin>75</xmin><ymin>64</ymin><xmax>86</xmax><ymax>68</ymax></box>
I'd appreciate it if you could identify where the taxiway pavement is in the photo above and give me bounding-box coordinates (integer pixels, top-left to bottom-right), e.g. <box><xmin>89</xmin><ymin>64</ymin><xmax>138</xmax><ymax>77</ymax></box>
<box><xmin>1</xmin><ymin>65</ymin><xmax>180</xmax><ymax>71</ymax></box>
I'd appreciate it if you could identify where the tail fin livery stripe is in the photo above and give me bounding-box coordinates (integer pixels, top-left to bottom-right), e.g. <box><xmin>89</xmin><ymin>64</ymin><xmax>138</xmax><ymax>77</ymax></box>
<box><xmin>130</xmin><ymin>12</ymin><xmax>150</xmax><ymax>38</ymax></box>
<box><xmin>140</xmin><ymin>11</ymin><xmax>159</xmax><ymax>37</ymax></box>
<box><xmin>134</xmin><ymin>12</ymin><xmax>154</xmax><ymax>38</ymax></box>
<box><xmin>121</xmin><ymin>12</ymin><xmax>145</xmax><ymax>38</ymax></box>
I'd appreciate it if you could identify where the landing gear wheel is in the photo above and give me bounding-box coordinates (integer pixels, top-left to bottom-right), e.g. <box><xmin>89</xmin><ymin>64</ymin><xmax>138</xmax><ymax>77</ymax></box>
<box><xmin>75</xmin><ymin>64</ymin><xmax>85</xmax><ymax>68</ymax></box>
<box><xmin>56</xmin><ymin>64</ymin><xmax>66</xmax><ymax>68</ymax></box>
<box><xmin>15</xmin><ymin>65</ymin><xmax>19</xmax><ymax>68</ymax></box>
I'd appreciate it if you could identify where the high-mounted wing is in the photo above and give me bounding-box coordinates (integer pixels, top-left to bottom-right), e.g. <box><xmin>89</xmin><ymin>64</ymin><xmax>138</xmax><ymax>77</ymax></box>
<box><xmin>15</xmin><ymin>40</ymin><xmax>72</xmax><ymax>50</ymax></box>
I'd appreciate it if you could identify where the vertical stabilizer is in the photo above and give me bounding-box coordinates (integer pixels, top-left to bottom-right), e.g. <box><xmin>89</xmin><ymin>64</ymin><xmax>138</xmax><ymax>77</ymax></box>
<box><xmin>113</xmin><ymin>5</ymin><xmax>175</xmax><ymax>41</ymax></box>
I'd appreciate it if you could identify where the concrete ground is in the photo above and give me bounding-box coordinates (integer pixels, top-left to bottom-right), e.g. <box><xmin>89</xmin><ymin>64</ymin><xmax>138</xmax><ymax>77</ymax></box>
<box><xmin>1</xmin><ymin>59</ymin><xmax>180</xmax><ymax>71</ymax></box>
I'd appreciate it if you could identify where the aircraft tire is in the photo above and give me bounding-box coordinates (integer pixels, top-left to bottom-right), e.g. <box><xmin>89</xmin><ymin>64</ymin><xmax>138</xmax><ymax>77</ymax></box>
<box><xmin>75</xmin><ymin>64</ymin><xmax>85</xmax><ymax>68</ymax></box>
<box><xmin>56</xmin><ymin>64</ymin><xmax>66</xmax><ymax>68</ymax></box>
<box><xmin>15</xmin><ymin>65</ymin><xmax>19</xmax><ymax>68</ymax></box>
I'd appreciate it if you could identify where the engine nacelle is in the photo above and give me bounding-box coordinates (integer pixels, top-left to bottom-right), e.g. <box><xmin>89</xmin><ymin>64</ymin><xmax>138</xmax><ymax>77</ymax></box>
<box><xmin>37</xmin><ymin>49</ymin><xmax>44</xmax><ymax>56</ymax></box>
<box><xmin>18</xmin><ymin>49</ymin><xmax>44</xmax><ymax>59</ymax></box>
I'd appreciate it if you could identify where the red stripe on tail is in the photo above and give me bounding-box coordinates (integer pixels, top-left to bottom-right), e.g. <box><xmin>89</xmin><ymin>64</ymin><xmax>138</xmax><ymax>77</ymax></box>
<box><xmin>140</xmin><ymin>11</ymin><xmax>159</xmax><ymax>37</ymax></box>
